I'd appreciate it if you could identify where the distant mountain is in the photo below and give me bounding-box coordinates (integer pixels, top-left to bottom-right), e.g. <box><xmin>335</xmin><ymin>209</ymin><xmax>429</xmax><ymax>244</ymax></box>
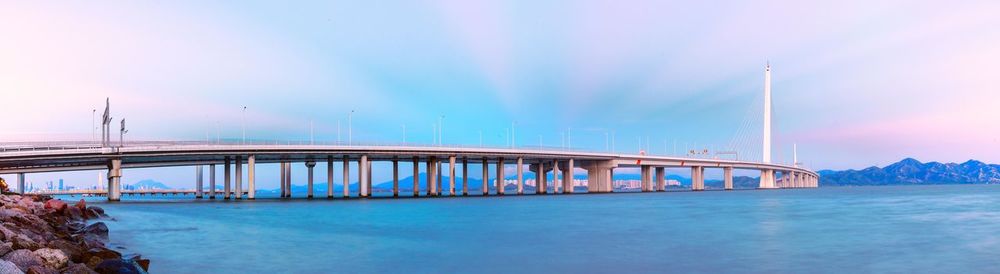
<box><xmin>129</xmin><ymin>179</ymin><xmax>171</xmax><ymax>189</ymax></box>
<box><xmin>819</xmin><ymin>158</ymin><xmax>1000</xmax><ymax>186</ymax></box>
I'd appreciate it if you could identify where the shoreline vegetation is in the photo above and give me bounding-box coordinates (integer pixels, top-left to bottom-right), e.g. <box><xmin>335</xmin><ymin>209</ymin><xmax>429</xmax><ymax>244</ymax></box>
<box><xmin>0</xmin><ymin>191</ymin><xmax>148</xmax><ymax>274</ymax></box>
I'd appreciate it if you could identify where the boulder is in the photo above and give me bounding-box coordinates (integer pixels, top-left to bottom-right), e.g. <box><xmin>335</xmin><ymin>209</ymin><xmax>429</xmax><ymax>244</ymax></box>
<box><xmin>61</xmin><ymin>263</ymin><xmax>98</xmax><ymax>274</ymax></box>
<box><xmin>2</xmin><ymin>249</ymin><xmax>42</xmax><ymax>272</ymax></box>
<box><xmin>86</xmin><ymin>207</ymin><xmax>104</xmax><ymax>217</ymax></box>
<box><xmin>62</xmin><ymin>208</ymin><xmax>82</xmax><ymax>221</ymax></box>
<box><xmin>0</xmin><ymin>259</ymin><xmax>24</xmax><ymax>274</ymax></box>
<box><xmin>45</xmin><ymin>240</ymin><xmax>82</xmax><ymax>263</ymax></box>
<box><xmin>93</xmin><ymin>259</ymin><xmax>146</xmax><ymax>274</ymax></box>
<box><xmin>122</xmin><ymin>255</ymin><xmax>148</xmax><ymax>272</ymax></box>
<box><xmin>42</xmin><ymin>200</ymin><xmax>67</xmax><ymax>213</ymax></box>
<box><xmin>32</xmin><ymin>249</ymin><xmax>68</xmax><ymax>269</ymax></box>
<box><xmin>78</xmin><ymin>223</ymin><xmax>107</xmax><ymax>244</ymax></box>
<box><xmin>73</xmin><ymin>200</ymin><xmax>85</xmax><ymax>212</ymax></box>
<box><xmin>25</xmin><ymin>265</ymin><xmax>58</xmax><ymax>274</ymax></box>
<box><xmin>82</xmin><ymin>248</ymin><xmax>119</xmax><ymax>267</ymax></box>
<box><xmin>12</xmin><ymin>234</ymin><xmax>41</xmax><ymax>251</ymax></box>
<box><xmin>0</xmin><ymin>242</ymin><xmax>14</xmax><ymax>257</ymax></box>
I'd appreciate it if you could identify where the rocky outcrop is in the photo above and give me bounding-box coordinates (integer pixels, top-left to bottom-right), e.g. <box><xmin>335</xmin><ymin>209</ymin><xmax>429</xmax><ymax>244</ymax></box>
<box><xmin>0</xmin><ymin>195</ymin><xmax>148</xmax><ymax>273</ymax></box>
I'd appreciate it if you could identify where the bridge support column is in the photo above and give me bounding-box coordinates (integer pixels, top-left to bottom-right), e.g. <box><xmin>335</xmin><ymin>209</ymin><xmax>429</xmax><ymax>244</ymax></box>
<box><xmin>224</xmin><ymin>157</ymin><xmax>231</xmax><ymax>199</ymax></box>
<box><xmin>552</xmin><ymin>160</ymin><xmax>561</xmax><ymax>194</ymax></box>
<box><xmin>107</xmin><ymin>159</ymin><xmax>122</xmax><ymax>201</ymax></box>
<box><xmin>16</xmin><ymin>173</ymin><xmax>25</xmax><ymax>195</ymax></box>
<box><xmin>582</xmin><ymin>160</ymin><xmax>614</xmax><ymax>193</ymax></box>
<box><xmin>209</xmin><ymin>164</ymin><xmax>216</xmax><ymax>199</ymax></box>
<box><xmin>655</xmin><ymin>166</ymin><xmax>665</xmax><ymax>192</ymax></box>
<box><xmin>306</xmin><ymin>161</ymin><xmax>316</xmax><ymax>198</ymax></box>
<box><xmin>462</xmin><ymin>157</ymin><xmax>469</xmax><ymax>196</ymax></box>
<box><xmin>535</xmin><ymin>161</ymin><xmax>544</xmax><ymax>194</ymax></box>
<box><xmin>248</xmin><ymin>155</ymin><xmax>255</xmax><ymax>200</ymax></box>
<box><xmin>449</xmin><ymin>156</ymin><xmax>456</xmax><ymax>196</ymax></box>
<box><xmin>724</xmin><ymin>167</ymin><xmax>734</xmax><ymax>190</ymax></box>
<box><xmin>359</xmin><ymin>156</ymin><xmax>369</xmax><ymax>198</ymax></box>
<box><xmin>412</xmin><ymin>157</ymin><xmax>420</xmax><ymax>197</ymax></box>
<box><xmin>327</xmin><ymin>156</ymin><xmax>335</xmax><ymax>198</ymax></box>
<box><xmin>393</xmin><ymin>159</ymin><xmax>399</xmax><ymax>197</ymax></box>
<box><xmin>195</xmin><ymin>165</ymin><xmax>204</xmax><ymax>199</ymax></box>
<box><xmin>564</xmin><ymin>159</ymin><xmax>574</xmax><ymax>194</ymax></box>
<box><xmin>758</xmin><ymin>169</ymin><xmax>776</xmax><ymax>189</ymax></box>
<box><xmin>368</xmin><ymin>161</ymin><xmax>373</xmax><ymax>196</ymax></box>
<box><xmin>427</xmin><ymin>157</ymin><xmax>437</xmax><ymax>196</ymax></box>
<box><xmin>481</xmin><ymin>158</ymin><xmax>489</xmax><ymax>196</ymax></box>
<box><xmin>285</xmin><ymin>162</ymin><xmax>292</xmax><ymax>198</ymax></box>
<box><xmin>280</xmin><ymin>162</ymin><xmax>286</xmax><ymax>197</ymax></box>
<box><xmin>640</xmin><ymin>165</ymin><xmax>651</xmax><ymax>192</ymax></box>
<box><xmin>496</xmin><ymin>158</ymin><xmax>504</xmax><ymax>195</ymax></box>
<box><xmin>516</xmin><ymin>157</ymin><xmax>524</xmax><ymax>195</ymax></box>
<box><xmin>343</xmin><ymin>156</ymin><xmax>350</xmax><ymax>198</ymax></box>
<box><xmin>437</xmin><ymin>161</ymin><xmax>443</xmax><ymax>196</ymax></box>
<box><xmin>234</xmin><ymin>156</ymin><xmax>243</xmax><ymax>199</ymax></box>
<box><xmin>691</xmin><ymin>166</ymin><xmax>704</xmax><ymax>191</ymax></box>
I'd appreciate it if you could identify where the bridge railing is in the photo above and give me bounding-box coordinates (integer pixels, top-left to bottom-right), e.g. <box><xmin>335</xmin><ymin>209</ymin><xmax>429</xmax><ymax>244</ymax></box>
<box><xmin>0</xmin><ymin>140</ymin><xmax>796</xmax><ymax>166</ymax></box>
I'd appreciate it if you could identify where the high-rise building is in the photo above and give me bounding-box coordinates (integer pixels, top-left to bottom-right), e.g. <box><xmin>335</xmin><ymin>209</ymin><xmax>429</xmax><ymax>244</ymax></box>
<box><xmin>59</xmin><ymin>179</ymin><xmax>64</xmax><ymax>190</ymax></box>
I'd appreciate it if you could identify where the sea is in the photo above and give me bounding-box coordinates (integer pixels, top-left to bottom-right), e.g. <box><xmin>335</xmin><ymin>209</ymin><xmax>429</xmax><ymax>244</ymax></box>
<box><xmin>75</xmin><ymin>185</ymin><xmax>1000</xmax><ymax>273</ymax></box>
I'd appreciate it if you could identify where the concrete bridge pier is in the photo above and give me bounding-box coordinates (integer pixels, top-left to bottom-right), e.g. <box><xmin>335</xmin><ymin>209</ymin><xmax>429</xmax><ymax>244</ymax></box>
<box><xmin>235</xmin><ymin>156</ymin><xmax>243</xmax><ymax>199</ymax></box>
<box><xmin>462</xmin><ymin>157</ymin><xmax>469</xmax><ymax>196</ymax></box>
<box><xmin>552</xmin><ymin>160</ymin><xmax>561</xmax><ymax>194</ymax></box>
<box><xmin>655</xmin><ymin>166</ymin><xmax>665</xmax><ymax>192</ymax></box>
<box><xmin>496</xmin><ymin>158</ymin><xmax>504</xmax><ymax>195</ymax></box>
<box><xmin>194</xmin><ymin>165</ymin><xmax>205</xmax><ymax>199</ymax></box>
<box><xmin>224</xmin><ymin>157</ymin><xmax>231</xmax><ymax>199</ymax></box>
<box><xmin>107</xmin><ymin>158</ymin><xmax>122</xmax><ymax>201</ymax></box>
<box><xmin>195</xmin><ymin>165</ymin><xmax>204</xmax><ymax>199</ymax></box>
<box><xmin>481</xmin><ymin>158</ymin><xmax>489</xmax><ymax>196</ymax></box>
<box><xmin>563</xmin><ymin>159</ymin><xmax>574</xmax><ymax>194</ymax></box>
<box><xmin>412</xmin><ymin>157</ymin><xmax>419</xmax><ymax>197</ymax></box>
<box><xmin>691</xmin><ymin>166</ymin><xmax>704</xmax><ymax>191</ymax></box>
<box><xmin>582</xmin><ymin>160</ymin><xmax>614</xmax><ymax>193</ymax></box>
<box><xmin>209</xmin><ymin>164</ymin><xmax>216</xmax><ymax>199</ymax></box>
<box><xmin>640</xmin><ymin>165</ymin><xmax>652</xmax><ymax>192</ymax></box>
<box><xmin>449</xmin><ymin>156</ymin><xmax>456</xmax><ymax>196</ymax></box>
<box><xmin>427</xmin><ymin>157</ymin><xmax>437</xmax><ymax>196</ymax></box>
<box><xmin>248</xmin><ymin>155</ymin><xmax>255</xmax><ymax>200</ymax></box>
<box><xmin>516</xmin><ymin>157</ymin><xmax>524</xmax><ymax>195</ymax></box>
<box><xmin>368</xmin><ymin>160</ymin><xmax>373</xmax><ymax>196</ymax></box>
<box><xmin>534</xmin><ymin>161</ymin><xmax>544</xmax><ymax>194</ymax></box>
<box><xmin>724</xmin><ymin>167</ymin><xmax>734</xmax><ymax>190</ymax></box>
<box><xmin>280</xmin><ymin>162</ymin><xmax>287</xmax><ymax>197</ymax></box>
<box><xmin>16</xmin><ymin>173</ymin><xmax>24</xmax><ymax>195</ymax></box>
<box><xmin>759</xmin><ymin>169</ymin><xmax>776</xmax><ymax>189</ymax></box>
<box><xmin>392</xmin><ymin>159</ymin><xmax>399</xmax><ymax>197</ymax></box>
<box><xmin>437</xmin><ymin>161</ymin><xmax>443</xmax><ymax>196</ymax></box>
<box><xmin>327</xmin><ymin>157</ymin><xmax>335</xmax><ymax>198</ymax></box>
<box><xmin>359</xmin><ymin>155</ymin><xmax>369</xmax><ymax>198</ymax></box>
<box><xmin>306</xmin><ymin>161</ymin><xmax>316</xmax><ymax>198</ymax></box>
<box><xmin>343</xmin><ymin>156</ymin><xmax>350</xmax><ymax>198</ymax></box>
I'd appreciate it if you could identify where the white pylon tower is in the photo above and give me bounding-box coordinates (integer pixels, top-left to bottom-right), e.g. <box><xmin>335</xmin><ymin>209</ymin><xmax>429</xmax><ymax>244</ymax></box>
<box><xmin>760</xmin><ymin>62</ymin><xmax>776</xmax><ymax>188</ymax></box>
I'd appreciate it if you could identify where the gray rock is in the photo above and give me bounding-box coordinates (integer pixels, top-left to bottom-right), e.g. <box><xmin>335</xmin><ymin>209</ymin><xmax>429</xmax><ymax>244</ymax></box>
<box><xmin>0</xmin><ymin>259</ymin><xmax>24</xmax><ymax>274</ymax></box>
<box><xmin>60</xmin><ymin>263</ymin><xmax>97</xmax><ymax>274</ymax></box>
<box><xmin>1</xmin><ymin>250</ymin><xmax>41</xmax><ymax>272</ymax></box>
<box><xmin>31</xmin><ymin>249</ymin><xmax>67</xmax><ymax>270</ymax></box>
<box><xmin>93</xmin><ymin>259</ymin><xmax>146</xmax><ymax>274</ymax></box>
<box><xmin>0</xmin><ymin>242</ymin><xmax>13</xmax><ymax>257</ymax></box>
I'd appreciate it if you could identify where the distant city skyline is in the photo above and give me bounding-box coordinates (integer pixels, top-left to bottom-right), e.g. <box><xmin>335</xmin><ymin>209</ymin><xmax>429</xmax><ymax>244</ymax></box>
<box><xmin>3</xmin><ymin>1</ymin><xmax>999</xmax><ymax>188</ymax></box>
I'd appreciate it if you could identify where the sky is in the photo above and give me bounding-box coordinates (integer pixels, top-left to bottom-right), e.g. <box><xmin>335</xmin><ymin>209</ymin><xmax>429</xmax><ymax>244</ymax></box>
<box><xmin>2</xmin><ymin>0</ymin><xmax>999</xmax><ymax>188</ymax></box>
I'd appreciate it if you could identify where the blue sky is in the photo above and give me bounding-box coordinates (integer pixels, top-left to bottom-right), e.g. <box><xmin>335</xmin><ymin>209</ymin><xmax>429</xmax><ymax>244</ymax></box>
<box><xmin>2</xmin><ymin>1</ymin><xmax>999</xmax><ymax>188</ymax></box>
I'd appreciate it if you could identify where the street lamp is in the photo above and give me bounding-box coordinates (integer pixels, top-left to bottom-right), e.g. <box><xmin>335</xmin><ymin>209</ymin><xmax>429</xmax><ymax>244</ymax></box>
<box><xmin>511</xmin><ymin>121</ymin><xmax>516</xmax><ymax>148</ymax></box>
<box><xmin>348</xmin><ymin>110</ymin><xmax>354</xmax><ymax>146</ymax></box>
<box><xmin>91</xmin><ymin>109</ymin><xmax>96</xmax><ymax>144</ymax></box>
<box><xmin>438</xmin><ymin>115</ymin><xmax>444</xmax><ymax>146</ymax></box>
<box><xmin>241</xmin><ymin>106</ymin><xmax>246</xmax><ymax>145</ymax></box>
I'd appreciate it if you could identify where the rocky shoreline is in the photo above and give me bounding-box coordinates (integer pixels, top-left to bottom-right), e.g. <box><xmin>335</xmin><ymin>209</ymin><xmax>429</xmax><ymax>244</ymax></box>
<box><xmin>0</xmin><ymin>194</ymin><xmax>148</xmax><ymax>274</ymax></box>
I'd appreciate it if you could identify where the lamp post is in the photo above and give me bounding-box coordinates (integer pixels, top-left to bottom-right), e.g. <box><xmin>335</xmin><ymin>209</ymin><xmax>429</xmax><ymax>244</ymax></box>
<box><xmin>511</xmin><ymin>121</ymin><xmax>516</xmax><ymax>148</ymax></box>
<box><xmin>402</xmin><ymin>124</ymin><xmax>406</xmax><ymax>143</ymax></box>
<box><xmin>438</xmin><ymin>115</ymin><xmax>444</xmax><ymax>146</ymax></box>
<box><xmin>348</xmin><ymin>110</ymin><xmax>354</xmax><ymax>146</ymax></box>
<box><xmin>91</xmin><ymin>109</ymin><xmax>96</xmax><ymax>144</ymax></box>
<box><xmin>241</xmin><ymin>106</ymin><xmax>246</xmax><ymax>145</ymax></box>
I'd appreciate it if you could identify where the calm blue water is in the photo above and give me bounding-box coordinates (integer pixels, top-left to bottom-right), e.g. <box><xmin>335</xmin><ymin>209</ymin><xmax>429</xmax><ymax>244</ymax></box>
<box><xmin>88</xmin><ymin>185</ymin><xmax>1000</xmax><ymax>273</ymax></box>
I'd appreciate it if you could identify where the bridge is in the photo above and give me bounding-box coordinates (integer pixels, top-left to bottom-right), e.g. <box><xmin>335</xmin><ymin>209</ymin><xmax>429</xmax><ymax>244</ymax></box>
<box><xmin>1</xmin><ymin>63</ymin><xmax>817</xmax><ymax>201</ymax></box>
<box><xmin>0</xmin><ymin>141</ymin><xmax>817</xmax><ymax>201</ymax></box>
